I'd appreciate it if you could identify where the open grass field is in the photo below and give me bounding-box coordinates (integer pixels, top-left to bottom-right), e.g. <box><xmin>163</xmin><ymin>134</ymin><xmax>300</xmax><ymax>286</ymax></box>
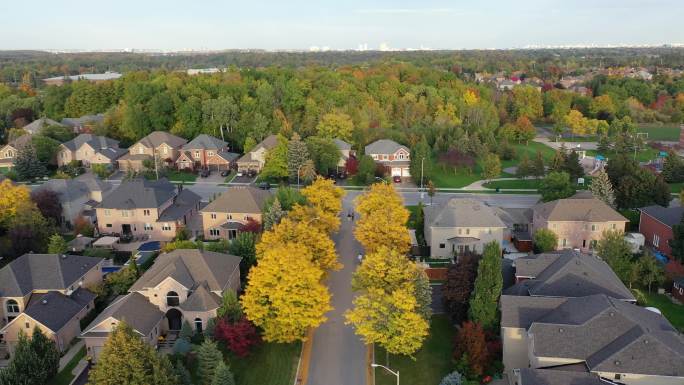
<box><xmin>586</xmin><ymin>147</ymin><xmax>660</xmax><ymax>163</ymax></box>
<box><xmin>375</xmin><ymin>315</ymin><xmax>455</xmax><ymax>385</ymax></box>
<box><xmin>637</xmin><ymin>124</ymin><xmax>681</xmax><ymax>142</ymax></box>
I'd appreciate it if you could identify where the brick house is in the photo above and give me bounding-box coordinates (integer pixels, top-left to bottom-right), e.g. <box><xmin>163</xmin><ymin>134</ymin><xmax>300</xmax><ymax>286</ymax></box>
<box><xmin>638</xmin><ymin>205</ymin><xmax>684</xmax><ymax>257</ymax></box>
<box><xmin>117</xmin><ymin>131</ymin><xmax>187</xmax><ymax>172</ymax></box>
<box><xmin>176</xmin><ymin>134</ymin><xmax>237</xmax><ymax>172</ymax></box>
<box><xmin>364</xmin><ymin>139</ymin><xmax>411</xmax><ymax>177</ymax></box>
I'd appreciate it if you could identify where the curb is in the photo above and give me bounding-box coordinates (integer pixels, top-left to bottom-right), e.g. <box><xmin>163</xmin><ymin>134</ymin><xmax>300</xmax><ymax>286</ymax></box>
<box><xmin>367</xmin><ymin>344</ymin><xmax>375</xmax><ymax>385</ymax></box>
<box><xmin>294</xmin><ymin>329</ymin><xmax>314</xmax><ymax>385</ymax></box>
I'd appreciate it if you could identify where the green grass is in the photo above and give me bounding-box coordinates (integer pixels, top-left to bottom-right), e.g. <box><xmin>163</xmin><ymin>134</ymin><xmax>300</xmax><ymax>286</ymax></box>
<box><xmin>639</xmin><ymin>290</ymin><xmax>684</xmax><ymax>332</ymax></box>
<box><xmin>223</xmin><ymin>170</ymin><xmax>237</xmax><ymax>183</ymax></box>
<box><xmin>586</xmin><ymin>147</ymin><xmax>660</xmax><ymax>163</ymax></box>
<box><xmin>48</xmin><ymin>346</ymin><xmax>86</xmax><ymax>385</ymax></box>
<box><xmin>166</xmin><ymin>170</ymin><xmax>197</xmax><ymax>183</ymax></box>
<box><xmin>406</xmin><ymin>205</ymin><xmax>419</xmax><ymax>230</ymax></box>
<box><xmin>483</xmin><ymin>179</ymin><xmax>541</xmax><ymax>189</ymax></box>
<box><xmin>375</xmin><ymin>315</ymin><xmax>455</xmax><ymax>385</ymax></box>
<box><xmin>669</xmin><ymin>182</ymin><xmax>684</xmax><ymax>193</ymax></box>
<box><xmin>637</xmin><ymin>124</ymin><xmax>681</xmax><ymax>142</ymax></box>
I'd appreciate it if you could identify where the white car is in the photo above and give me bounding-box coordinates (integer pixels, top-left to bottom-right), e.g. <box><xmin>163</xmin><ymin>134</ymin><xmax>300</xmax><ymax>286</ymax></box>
<box><xmin>236</xmin><ymin>172</ymin><xmax>244</xmax><ymax>177</ymax></box>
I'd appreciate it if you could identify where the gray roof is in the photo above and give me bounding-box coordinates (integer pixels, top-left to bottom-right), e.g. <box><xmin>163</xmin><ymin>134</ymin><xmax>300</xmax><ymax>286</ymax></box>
<box><xmin>333</xmin><ymin>138</ymin><xmax>352</xmax><ymax>151</ymax></box>
<box><xmin>22</xmin><ymin>289</ymin><xmax>95</xmax><ymax>332</ymax></box>
<box><xmin>34</xmin><ymin>177</ymin><xmax>112</xmax><ymax>205</ymax></box>
<box><xmin>23</xmin><ymin>118</ymin><xmax>63</xmax><ymax>135</ymax></box>
<box><xmin>44</xmin><ymin>72</ymin><xmax>122</xmax><ymax>82</ymax></box>
<box><xmin>0</xmin><ymin>254</ymin><xmax>102</xmax><ymax>297</ymax></box>
<box><xmin>493</xmin><ymin>207</ymin><xmax>532</xmax><ymax>228</ymax></box>
<box><xmin>528</xmin><ymin>294</ymin><xmax>684</xmax><ymax>377</ymax></box>
<box><xmin>516</xmin><ymin>369</ymin><xmax>604</xmax><ymax>385</ymax></box>
<box><xmin>129</xmin><ymin>249</ymin><xmax>241</xmax><ymax>293</ymax></box>
<box><xmin>214</xmin><ymin>151</ymin><xmax>239</xmax><ymax>162</ymax></box>
<box><xmin>424</xmin><ymin>198</ymin><xmax>506</xmax><ymax>229</ymax></box>
<box><xmin>98</xmin><ymin>178</ymin><xmax>176</xmax><ymax>210</ymax></box>
<box><xmin>508</xmin><ymin>251</ymin><xmax>635</xmax><ymax>301</ymax></box>
<box><xmin>533</xmin><ymin>195</ymin><xmax>627</xmax><ymax>222</ymax></box>
<box><xmin>640</xmin><ymin>205</ymin><xmax>684</xmax><ymax>228</ymax></box>
<box><xmin>237</xmin><ymin>135</ymin><xmax>279</xmax><ymax>164</ymax></box>
<box><xmin>182</xmin><ymin>134</ymin><xmax>228</xmax><ymax>150</ymax></box>
<box><xmin>157</xmin><ymin>189</ymin><xmax>201</xmax><ymax>222</ymax></box>
<box><xmin>500</xmin><ymin>295</ymin><xmax>568</xmax><ymax>329</ymax></box>
<box><xmin>61</xmin><ymin>133</ymin><xmax>119</xmax><ymax>153</ymax></box>
<box><xmin>136</xmin><ymin>131</ymin><xmax>187</xmax><ymax>149</ymax></box>
<box><xmin>364</xmin><ymin>139</ymin><xmax>408</xmax><ymax>155</ymax></box>
<box><xmin>201</xmin><ymin>186</ymin><xmax>270</xmax><ymax>214</ymax></box>
<box><xmin>7</xmin><ymin>134</ymin><xmax>32</xmax><ymax>149</ymax></box>
<box><xmin>81</xmin><ymin>293</ymin><xmax>163</xmax><ymax>337</ymax></box>
<box><xmin>61</xmin><ymin>114</ymin><xmax>105</xmax><ymax>128</ymax></box>
<box><xmin>179</xmin><ymin>284</ymin><xmax>222</xmax><ymax>312</ymax></box>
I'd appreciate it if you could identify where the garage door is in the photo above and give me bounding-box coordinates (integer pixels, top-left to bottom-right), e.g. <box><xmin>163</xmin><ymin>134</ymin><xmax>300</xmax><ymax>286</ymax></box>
<box><xmin>391</xmin><ymin>168</ymin><xmax>402</xmax><ymax>176</ymax></box>
<box><xmin>402</xmin><ymin>168</ymin><xmax>411</xmax><ymax>177</ymax></box>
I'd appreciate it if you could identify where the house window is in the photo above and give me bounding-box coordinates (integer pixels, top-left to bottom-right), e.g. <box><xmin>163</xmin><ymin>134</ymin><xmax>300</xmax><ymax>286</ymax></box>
<box><xmin>143</xmin><ymin>209</ymin><xmax>150</xmax><ymax>216</ymax></box>
<box><xmin>562</xmin><ymin>239</ymin><xmax>567</xmax><ymax>247</ymax></box>
<box><xmin>25</xmin><ymin>322</ymin><xmax>30</xmax><ymax>329</ymax></box>
<box><xmin>6</xmin><ymin>300</ymin><xmax>19</xmax><ymax>313</ymax></box>
<box><xmin>162</xmin><ymin>223</ymin><xmax>172</xmax><ymax>231</ymax></box>
<box><xmin>382</xmin><ymin>155</ymin><xmax>388</xmax><ymax>160</ymax></box>
<box><xmin>162</xmin><ymin>147</ymin><xmax>168</xmax><ymax>155</ymax></box>
<box><xmin>439</xmin><ymin>243</ymin><xmax>445</xmax><ymax>249</ymax></box>
<box><xmin>194</xmin><ymin>318</ymin><xmax>203</xmax><ymax>333</ymax></box>
<box><xmin>211</xmin><ymin>213</ymin><xmax>217</xmax><ymax>219</ymax></box>
<box><xmin>228</xmin><ymin>229</ymin><xmax>238</xmax><ymax>239</ymax></box>
<box><xmin>488</xmin><ymin>228</ymin><xmax>492</xmax><ymax>235</ymax></box>
<box><xmin>591</xmin><ymin>224</ymin><xmax>597</xmax><ymax>231</ymax></box>
<box><xmin>228</xmin><ymin>214</ymin><xmax>233</xmax><ymax>220</ymax></box>
<box><xmin>466</xmin><ymin>229</ymin><xmax>470</xmax><ymax>235</ymax></box>
<box><xmin>458</xmin><ymin>229</ymin><xmax>462</xmax><ymax>235</ymax></box>
<box><xmin>209</xmin><ymin>228</ymin><xmax>220</xmax><ymax>236</ymax></box>
<box><xmin>122</xmin><ymin>210</ymin><xmax>130</xmax><ymax>218</ymax></box>
<box><xmin>653</xmin><ymin>234</ymin><xmax>660</xmax><ymax>247</ymax></box>
<box><xmin>194</xmin><ymin>151</ymin><xmax>201</xmax><ymax>159</ymax></box>
<box><xmin>138</xmin><ymin>146</ymin><xmax>144</xmax><ymax>154</ymax></box>
<box><xmin>166</xmin><ymin>291</ymin><xmax>180</xmax><ymax>307</ymax></box>
<box><xmin>104</xmin><ymin>209</ymin><xmax>111</xmax><ymax>216</ymax></box>
<box><xmin>611</xmin><ymin>223</ymin><xmax>617</xmax><ymax>230</ymax></box>
<box><xmin>207</xmin><ymin>151</ymin><xmax>214</xmax><ymax>157</ymax></box>
<box><xmin>397</xmin><ymin>153</ymin><xmax>404</xmax><ymax>160</ymax></box>
<box><xmin>106</xmin><ymin>223</ymin><xmax>112</xmax><ymax>228</ymax></box>
<box><xmin>144</xmin><ymin>223</ymin><xmax>153</xmax><ymax>231</ymax></box>
<box><xmin>552</xmin><ymin>223</ymin><xmax>557</xmax><ymax>229</ymax></box>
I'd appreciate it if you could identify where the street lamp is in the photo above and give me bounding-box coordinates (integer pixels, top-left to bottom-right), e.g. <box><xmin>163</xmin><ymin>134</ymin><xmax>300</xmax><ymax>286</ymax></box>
<box><xmin>371</xmin><ymin>364</ymin><xmax>399</xmax><ymax>385</ymax></box>
<box><xmin>420</xmin><ymin>156</ymin><xmax>425</xmax><ymax>200</ymax></box>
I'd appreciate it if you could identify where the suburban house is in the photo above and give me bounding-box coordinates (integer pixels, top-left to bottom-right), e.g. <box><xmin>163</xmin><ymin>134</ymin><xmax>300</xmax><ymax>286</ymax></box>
<box><xmin>201</xmin><ymin>186</ymin><xmax>270</xmax><ymax>240</ymax></box>
<box><xmin>334</xmin><ymin>138</ymin><xmax>353</xmax><ymax>172</ymax></box>
<box><xmin>500</xmin><ymin>294</ymin><xmax>684</xmax><ymax>385</ymax></box>
<box><xmin>61</xmin><ymin>114</ymin><xmax>105</xmax><ymax>133</ymax></box>
<box><xmin>0</xmin><ymin>254</ymin><xmax>103</xmax><ymax>356</ymax></box>
<box><xmin>175</xmin><ymin>134</ymin><xmax>237</xmax><ymax>171</ymax></box>
<box><xmin>22</xmin><ymin>117</ymin><xmax>64</xmax><ymax>135</ymax></box>
<box><xmin>504</xmin><ymin>250</ymin><xmax>636</xmax><ymax>302</ymax></box>
<box><xmin>638</xmin><ymin>205</ymin><xmax>684</xmax><ymax>258</ymax></box>
<box><xmin>236</xmin><ymin>134</ymin><xmax>278</xmax><ymax>173</ymax></box>
<box><xmin>0</xmin><ymin>134</ymin><xmax>31</xmax><ymax>169</ymax></box>
<box><xmin>117</xmin><ymin>131</ymin><xmax>188</xmax><ymax>172</ymax></box>
<box><xmin>531</xmin><ymin>192</ymin><xmax>628</xmax><ymax>252</ymax></box>
<box><xmin>673</xmin><ymin>277</ymin><xmax>684</xmax><ymax>303</ymax></box>
<box><xmin>423</xmin><ymin>198</ymin><xmax>506</xmax><ymax>258</ymax></box>
<box><xmin>82</xmin><ymin>249</ymin><xmax>241</xmax><ymax>361</ymax></box>
<box><xmin>34</xmin><ymin>177</ymin><xmax>113</xmax><ymax>228</ymax></box>
<box><xmin>365</xmin><ymin>139</ymin><xmax>411</xmax><ymax>177</ymax></box>
<box><xmin>95</xmin><ymin>178</ymin><xmax>202</xmax><ymax>240</ymax></box>
<box><xmin>510</xmin><ymin>368</ymin><xmax>606</xmax><ymax>385</ymax></box>
<box><xmin>493</xmin><ymin>207</ymin><xmax>534</xmax><ymax>252</ymax></box>
<box><xmin>43</xmin><ymin>72</ymin><xmax>122</xmax><ymax>86</ymax></box>
<box><xmin>57</xmin><ymin>133</ymin><xmax>126</xmax><ymax>168</ymax></box>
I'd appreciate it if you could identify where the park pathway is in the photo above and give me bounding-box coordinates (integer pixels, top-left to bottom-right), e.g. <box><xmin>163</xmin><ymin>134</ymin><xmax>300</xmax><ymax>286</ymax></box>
<box><xmin>306</xmin><ymin>196</ymin><xmax>366</xmax><ymax>385</ymax></box>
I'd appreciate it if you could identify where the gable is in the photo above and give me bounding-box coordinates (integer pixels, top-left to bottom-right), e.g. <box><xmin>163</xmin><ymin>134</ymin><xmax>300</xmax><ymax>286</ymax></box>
<box><xmin>176</xmin><ymin>152</ymin><xmax>193</xmax><ymax>163</ymax></box>
<box><xmin>0</xmin><ymin>312</ymin><xmax>55</xmax><ymax>334</ymax></box>
<box><xmin>394</xmin><ymin>148</ymin><xmax>409</xmax><ymax>157</ymax></box>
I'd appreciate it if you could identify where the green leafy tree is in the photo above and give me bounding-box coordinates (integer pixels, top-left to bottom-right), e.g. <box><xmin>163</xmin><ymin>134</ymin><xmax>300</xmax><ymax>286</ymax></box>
<box><xmin>217</xmin><ymin>291</ymin><xmax>243</xmax><ymax>322</ymax></box>
<box><xmin>481</xmin><ymin>152</ymin><xmax>501</xmax><ymax>181</ymax></box>
<box><xmin>0</xmin><ymin>327</ymin><xmax>61</xmax><ymax>385</ymax></box>
<box><xmin>468</xmin><ymin>241</ymin><xmax>502</xmax><ymax>330</ymax></box>
<box><xmin>287</xmin><ymin>133</ymin><xmax>310</xmax><ymax>183</ymax></box>
<box><xmin>260</xmin><ymin>134</ymin><xmax>289</xmax><ymax>180</ymax></box>
<box><xmin>356</xmin><ymin>154</ymin><xmax>376</xmax><ymax>184</ymax></box>
<box><xmin>306</xmin><ymin>136</ymin><xmax>340</xmax><ymax>175</ymax></box>
<box><xmin>516</xmin><ymin>153</ymin><xmax>533</xmax><ymax>179</ymax></box>
<box><xmin>14</xmin><ymin>144</ymin><xmax>47</xmax><ymax>181</ymax></box>
<box><xmin>228</xmin><ymin>232</ymin><xmax>257</xmax><ymax>282</ymax></box>
<box><xmin>597</xmin><ymin>230</ymin><xmax>634</xmax><ymax>284</ymax></box>
<box><xmin>661</xmin><ymin>150</ymin><xmax>684</xmax><ymax>183</ymax></box>
<box><xmin>597</xmin><ymin>135</ymin><xmax>611</xmax><ymax>154</ymax></box>
<box><xmin>562</xmin><ymin>150</ymin><xmax>584</xmax><ymax>181</ymax></box>
<box><xmin>539</xmin><ymin>171</ymin><xmax>576</xmax><ymax>202</ymax></box>
<box><xmin>316</xmin><ymin>112</ymin><xmax>354</xmax><ymax>140</ymax></box>
<box><xmin>30</xmin><ymin>135</ymin><xmax>60</xmax><ymax>164</ymax></box>
<box><xmin>243</xmin><ymin>137</ymin><xmax>257</xmax><ymax>153</ymax></box>
<box><xmin>534</xmin><ymin>228</ymin><xmax>558</xmax><ymax>252</ymax></box>
<box><xmin>590</xmin><ymin>171</ymin><xmax>616</xmax><ymax>208</ymax></box>
<box><xmin>533</xmin><ymin>150</ymin><xmax>546</xmax><ymax>178</ymax></box>
<box><xmin>197</xmin><ymin>340</ymin><xmax>224</xmax><ymax>385</ymax></box>
<box><xmin>47</xmin><ymin>234</ymin><xmax>68</xmax><ymax>254</ymax></box>
<box><xmin>638</xmin><ymin>252</ymin><xmax>664</xmax><ymax>293</ymax></box>
<box><xmin>410</xmin><ymin>135</ymin><xmax>433</xmax><ymax>186</ymax></box>
<box><xmin>413</xmin><ymin>268</ymin><xmax>432</xmax><ymax>321</ymax></box>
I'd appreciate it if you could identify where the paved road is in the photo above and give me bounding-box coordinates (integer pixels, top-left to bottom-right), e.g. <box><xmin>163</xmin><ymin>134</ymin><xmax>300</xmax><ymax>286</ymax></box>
<box><xmin>307</xmin><ymin>197</ymin><xmax>366</xmax><ymax>385</ymax></box>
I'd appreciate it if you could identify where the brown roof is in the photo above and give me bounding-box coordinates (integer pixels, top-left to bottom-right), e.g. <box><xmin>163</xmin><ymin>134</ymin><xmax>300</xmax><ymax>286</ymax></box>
<box><xmin>201</xmin><ymin>186</ymin><xmax>270</xmax><ymax>214</ymax></box>
<box><xmin>533</xmin><ymin>195</ymin><xmax>627</xmax><ymax>222</ymax></box>
<box><xmin>137</xmin><ymin>131</ymin><xmax>187</xmax><ymax>149</ymax></box>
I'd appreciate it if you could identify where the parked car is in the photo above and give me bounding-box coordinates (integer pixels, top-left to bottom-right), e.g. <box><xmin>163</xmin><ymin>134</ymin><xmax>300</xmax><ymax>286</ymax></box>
<box><xmin>393</xmin><ymin>175</ymin><xmax>402</xmax><ymax>183</ymax></box>
<box><xmin>248</xmin><ymin>169</ymin><xmax>257</xmax><ymax>177</ymax></box>
<box><xmin>220</xmin><ymin>169</ymin><xmax>230</xmax><ymax>177</ymax></box>
<box><xmin>258</xmin><ymin>182</ymin><xmax>271</xmax><ymax>190</ymax></box>
<box><xmin>199</xmin><ymin>169</ymin><xmax>210</xmax><ymax>178</ymax></box>
<box><xmin>236</xmin><ymin>171</ymin><xmax>244</xmax><ymax>177</ymax></box>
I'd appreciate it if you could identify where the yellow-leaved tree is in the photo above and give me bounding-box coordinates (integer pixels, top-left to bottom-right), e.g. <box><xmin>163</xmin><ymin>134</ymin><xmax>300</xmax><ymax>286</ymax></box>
<box><xmin>351</xmin><ymin>246</ymin><xmax>417</xmax><ymax>291</ymax></box>
<box><xmin>256</xmin><ymin>217</ymin><xmax>341</xmax><ymax>271</ymax></box>
<box><xmin>301</xmin><ymin>177</ymin><xmax>345</xmax><ymax>218</ymax></box>
<box><xmin>354</xmin><ymin>183</ymin><xmax>410</xmax><ymax>253</ymax></box>
<box><xmin>0</xmin><ymin>179</ymin><xmax>31</xmax><ymax>228</ymax></box>
<box><xmin>241</xmin><ymin>243</ymin><xmax>332</xmax><ymax>343</ymax></box>
<box><xmin>288</xmin><ymin>204</ymin><xmax>340</xmax><ymax>235</ymax></box>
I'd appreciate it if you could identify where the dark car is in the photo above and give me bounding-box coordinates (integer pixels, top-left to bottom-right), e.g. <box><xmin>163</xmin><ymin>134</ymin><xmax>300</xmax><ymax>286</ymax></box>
<box><xmin>220</xmin><ymin>169</ymin><xmax>230</xmax><ymax>177</ymax></box>
<box><xmin>199</xmin><ymin>169</ymin><xmax>210</xmax><ymax>178</ymax></box>
<box><xmin>393</xmin><ymin>175</ymin><xmax>402</xmax><ymax>183</ymax></box>
<box><xmin>258</xmin><ymin>182</ymin><xmax>271</xmax><ymax>190</ymax></box>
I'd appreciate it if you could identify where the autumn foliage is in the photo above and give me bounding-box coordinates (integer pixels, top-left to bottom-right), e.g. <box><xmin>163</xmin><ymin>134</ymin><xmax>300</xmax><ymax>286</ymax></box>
<box><xmin>453</xmin><ymin>321</ymin><xmax>490</xmax><ymax>377</ymax></box>
<box><xmin>214</xmin><ymin>317</ymin><xmax>261</xmax><ymax>357</ymax></box>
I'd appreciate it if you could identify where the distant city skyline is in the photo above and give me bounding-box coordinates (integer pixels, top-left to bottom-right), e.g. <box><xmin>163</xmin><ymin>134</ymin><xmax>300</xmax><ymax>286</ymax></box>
<box><xmin>1</xmin><ymin>0</ymin><xmax>683</xmax><ymax>51</ymax></box>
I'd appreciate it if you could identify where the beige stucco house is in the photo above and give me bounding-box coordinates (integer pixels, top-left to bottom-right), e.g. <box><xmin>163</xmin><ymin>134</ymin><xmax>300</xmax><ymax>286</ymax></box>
<box><xmin>333</xmin><ymin>138</ymin><xmax>352</xmax><ymax>170</ymax></box>
<box><xmin>236</xmin><ymin>135</ymin><xmax>278</xmax><ymax>173</ymax></box>
<box><xmin>117</xmin><ymin>131</ymin><xmax>187</xmax><ymax>172</ymax></box>
<box><xmin>423</xmin><ymin>198</ymin><xmax>506</xmax><ymax>258</ymax></box>
<box><xmin>57</xmin><ymin>133</ymin><xmax>126</xmax><ymax>168</ymax></box>
<box><xmin>95</xmin><ymin>178</ymin><xmax>202</xmax><ymax>241</ymax></box>
<box><xmin>0</xmin><ymin>134</ymin><xmax>31</xmax><ymax>169</ymax></box>
<box><xmin>201</xmin><ymin>186</ymin><xmax>270</xmax><ymax>240</ymax></box>
<box><xmin>81</xmin><ymin>249</ymin><xmax>241</xmax><ymax>362</ymax></box>
<box><xmin>0</xmin><ymin>254</ymin><xmax>103</xmax><ymax>357</ymax></box>
<box><xmin>33</xmin><ymin>177</ymin><xmax>113</xmax><ymax>228</ymax></box>
<box><xmin>531</xmin><ymin>192</ymin><xmax>628</xmax><ymax>252</ymax></box>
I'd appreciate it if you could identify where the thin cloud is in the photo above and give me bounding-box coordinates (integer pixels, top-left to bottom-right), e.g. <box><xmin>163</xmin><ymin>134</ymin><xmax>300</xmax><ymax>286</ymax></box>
<box><xmin>355</xmin><ymin>8</ymin><xmax>466</xmax><ymax>15</ymax></box>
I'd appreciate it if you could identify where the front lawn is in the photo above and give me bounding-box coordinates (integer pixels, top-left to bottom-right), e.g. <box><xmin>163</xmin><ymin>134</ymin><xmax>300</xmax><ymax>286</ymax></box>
<box><xmin>669</xmin><ymin>182</ymin><xmax>684</xmax><ymax>193</ymax></box>
<box><xmin>638</xmin><ymin>290</ymin><xmax>684</xmax><ymax>332</ymax></box>
<box><xmin>48</xmin><ymin>346</ymin><xmax>86</xmax><ymax>385</ymax></box>
<box><xmin>637</xmin><ymin>124</ymin><xmax>681</xmax><ymax>142</ymax></box>
<box><xmin>483</xmin><ymin>179</ymin><xmax>541</xmax><ymax>190</ymax></box>
<box><xmin>166</xmin><ymin>170</ymin><xmax>197</xmax><ymax>183</ymax></box>
<box><xmin>375</xmin><ymin>315</ymin><xmax>455</xmax><ymax>385</ymax></box>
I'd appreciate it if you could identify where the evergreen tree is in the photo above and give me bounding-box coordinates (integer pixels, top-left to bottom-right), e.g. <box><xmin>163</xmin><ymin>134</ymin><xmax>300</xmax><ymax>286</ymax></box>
<box><xmin>263</xmin><ymin>197</ymin><xmax>285</xmax><ymax>230</ymax></box>
<box><xmin>197</xmin><ymin>340</ymin><xmax>224</xmax><ymax>385</ymax></box>
<box><xmin>217</xmin><ymin>291</ymin><xmax>243</xmax><ymax>322</ymax></box>
<box><xmin>439</xmin><ymin>371</ymin><xmax>463</xmax><ymax>385</ymax></box>
<box><xmin>413</xmin><ymin>268</ymin><xmax>433</xmax><ymax>321</ymax></box>
<box><xmin>549</xmin><ymin>149</ymin><xmax>566</xmax><ymax>173</ymax></box>
<box><xmin>211</xmin><ymin>362</ymin><xmax>235</xmax><ymax>385</ymax></box>
<box><xmin>669</xmin><ymin>214</ymin><xmax>684</xmax><ymax>264</ymax></box>
<box><xmin>562</xmin><ymin>150</ymin><xmax>584</xmax><ymax>181</ymax></box>
<box><xmin>287</xmin><ymin>132</ymin><xmax>310</xmax><ymax>183</ymax></box>
<box><xmin>590</xmin><ymin>171</ymin><xmax>616</xmax><ymax>208</ymax></box>
<box><xmin>468</xmin><ymin>241</ymin><xmax>502</xmax><ymax>330</ymax></box>
<box><xmin>179</xmin><ymin>321</ymin><xmax>194</xmax><ymax>341</ymax></box>
<box><xmin>515</xmin><ymin>153</ymin><xmax>532</xmax><ymax>179</ymax></box>
<box><xmin>597</xmin><ymin>135</ymin><xmax>611</xmax><ymax>154</ymax></box>
<box><xmin>30</xmin><ymin>327</ymin><xmax>60</xmax><ymax>382</ymax></box>
<box><xmin>14</xmin><ymin>144</ymin><xmax>47</xmax><ymax>181</ymax></box>
<box><xmin>175</xmin><ymin>359</ymin><xmax>193</xmax><ymax>385</ymax></box>
<box><xmin>205</xmin><ymin>317</ymin><xmax>217</xmax><ymax>340</ymax></box>
<box><xmin>662</xmin><ymin>150</ymin><xmax>684</xmax><ymax>183</ymax></box>
<box><xmin>533</xmin><ymin>150</ymin><xmax>546</xmax><ymax>178</ymax></box>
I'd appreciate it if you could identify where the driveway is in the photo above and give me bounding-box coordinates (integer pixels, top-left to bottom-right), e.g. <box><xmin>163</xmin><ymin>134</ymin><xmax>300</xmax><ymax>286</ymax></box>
<box><xmin>228</xmin><ymin>174</ymin><xmax>257</xmax><ymax>184</ymax></box>
<box><xmin>307</xmin><ymin>196</ymin><xmax>366</xmax><ymax>385</ymax></box>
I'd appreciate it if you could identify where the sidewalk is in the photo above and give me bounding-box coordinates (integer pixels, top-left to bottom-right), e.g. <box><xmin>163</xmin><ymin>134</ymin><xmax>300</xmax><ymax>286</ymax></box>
<box><xmin>59</xmin><ymin>340</ymin><xmax>84</xmax><ymax>371</ymax></box>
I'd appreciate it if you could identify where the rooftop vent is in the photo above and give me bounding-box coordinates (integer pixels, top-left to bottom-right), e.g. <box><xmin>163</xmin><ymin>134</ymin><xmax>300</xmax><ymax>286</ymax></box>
<box><xmin>41</xmin><ymin>299</ymin><xmax>48</xmax><ymax>305</ymax></box>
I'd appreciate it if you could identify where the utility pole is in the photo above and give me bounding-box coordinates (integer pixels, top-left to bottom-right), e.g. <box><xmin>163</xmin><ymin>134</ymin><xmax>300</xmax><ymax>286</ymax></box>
<box><xmin>420</xmin><ymin>157</ymin><xmax>425</xmax><ymax>200</ymax></box>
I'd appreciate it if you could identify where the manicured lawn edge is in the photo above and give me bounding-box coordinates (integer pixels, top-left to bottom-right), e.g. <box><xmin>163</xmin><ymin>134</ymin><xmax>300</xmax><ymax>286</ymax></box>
<box><xmin>49</xmin><ymin>346</ymin><xmax>86</xmax><ymax>385</ymax></box>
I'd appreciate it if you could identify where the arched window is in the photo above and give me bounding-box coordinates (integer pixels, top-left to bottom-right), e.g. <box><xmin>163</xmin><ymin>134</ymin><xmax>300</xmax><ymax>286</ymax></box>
<box><xmin>194</xmin><ymin>318</ymin><xmax>203</xmax><ymax>333</ymax></box>
<box><xmin>6</xmin><ymin>300</ymin><xmax>19</xmax><ymax>313</ymax></box>
<box><xmin>166</xmin><ymin>291</ymin><xmax>179</xmax><ymax>307</ymax></box>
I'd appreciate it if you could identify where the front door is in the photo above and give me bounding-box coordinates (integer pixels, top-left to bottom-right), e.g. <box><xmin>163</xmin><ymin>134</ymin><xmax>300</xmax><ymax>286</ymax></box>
<box><xmin>166</xmin><ymin>309</ymin><xmax>182</xmax><ymax>331</ymax></box>
<box><xmin>122</xmin><ymin>224</ymin><xmax>132</xmax><ymax>236</ymax></box>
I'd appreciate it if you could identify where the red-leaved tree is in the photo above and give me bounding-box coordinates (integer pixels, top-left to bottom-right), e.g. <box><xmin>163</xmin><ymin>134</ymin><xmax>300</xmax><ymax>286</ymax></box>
<box><xmin>345</xmin><ymin>156</ymin><xmax>359</xmax><ymax>175</ymax></box>
<box><xmin>241</xmin><ymin>218</ymin><xmax>262</xmax><ymax>233</ymax></box>
<box><xmin>454</xmin><ymin>321</ymin><xmax>490</xmax><ymax>376</ymax></box>
<box><xmin>215</xmin><ymin>317</ymin><xmax>261</xmax><ymax>357</ymax></box>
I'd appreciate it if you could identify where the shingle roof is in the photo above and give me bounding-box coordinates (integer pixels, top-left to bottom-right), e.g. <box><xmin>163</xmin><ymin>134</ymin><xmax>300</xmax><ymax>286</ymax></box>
<box><xmin>61</xmin><ymin>133</ymin><xmax>119</xmax><ymax>154</ymax></box>
<box><xmin>179</xmin><ymin>284</ymin><xmax>222</xmax><ymax>312</ymax></box>
<box><xmin>214</xmin><ymin>151</ymin><xmax>239</xmax><ymax>162</ymax></box>
<box><xmin>364</xmin><ymin>139</ymin><xmax>408</xmax><ymax>155</ymax></box>
<box><xmin>97</xmin><ymin>178</ymin><xmax>176</xmax><ymax>210</ymax></box>
<box><xmin>0</xmin><ymin>254</ymin><xmax>102</xmax><ymax>297</ymax></box>
<box><xmin>333</xmin><ymin>138</ymin><xmax>352</xmax><ymax>151</ymax></box>
<box><xmin>640</xmin><ymin>205</ymin><xmax>684</xmax><ymax>228</ymax></box>
<box><xmin>424</xmin><ymin>198</ymin><xmax>506</xmax><ymax>229</ymax></box>
<box><xmin>137</xmin><ymin>131</ymin><xmax>187</xmax><ymax>149</ymax></box>
<box><xmin>508</xmin><ymin>251</ymin><xmax>635</xmax><ymax>301</ymax></box>
<box><xmin>237</xmin><ymin>135</ymin><xmax>279</xmax><ymax>164</ymax></box>
<box><xmin>8</xmin><ymin>134</ymin><xmax>32</xmax><ymax>149</ymax></box>
<box><xmin>61</xmin><ymin>114</ymin><xmax>105</xmax><ymax>128</ymax></box>
<box><xmin>516</xmin><ymin>369</ymin><xmax>604</xmax><ymax>385</ymax></box>
<box><xmin>22</xmin><ymin>118</ymin><xmax>64</xmax><ymax>135</ymax></box>
<box><xmin>34</xmin><ymin>177</ymin><xmax>112</xmax><ymax>205</ymax></box>
<box><xmin>157</xmin><ymin>189</ymin><xmax>201</xmax><ymax>222</ymax></box>
<box><xmin>500</xmin><ymin>295</ymin><xmax>567</xmax><ymax>329</ymax></box>
<box><xmin>527</xmin><ymin>294</ymin><xmax>684</xmax><ymax>377</ymax></box>
<box><xmin>81</xmin><ymin>293</ymin><xmax>164</xmax><ymax>337</ymax></box>
<box><xmin>201</xmin><ymin>186</ymin><xmax>270</xmax><ymax>214</ymax></box>
<box><xmin>182</xmin><ymin>134</ymin><xmax>228</xmax><ymax>150</ymax></box>
<box><xmin>20</xmin><ymin>289</ymin><xmax>95</xmax><ymax>332</ymax></box>
<box><xmin>533</xmin><ymin>195</ymin><xmax>627</xmax><ymax>222</ymax></box>
<box><xmin>129</xmin><ymin>249</ymin><xmax>241</xmax><ymax>293</ymax></box>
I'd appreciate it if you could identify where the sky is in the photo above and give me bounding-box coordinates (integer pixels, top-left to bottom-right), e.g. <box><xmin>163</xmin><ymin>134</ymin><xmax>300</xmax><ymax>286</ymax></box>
<box><xmin>1</xmin><ymin>0</ymin><xmax>683</xmax><ymax>50</ymax></box>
